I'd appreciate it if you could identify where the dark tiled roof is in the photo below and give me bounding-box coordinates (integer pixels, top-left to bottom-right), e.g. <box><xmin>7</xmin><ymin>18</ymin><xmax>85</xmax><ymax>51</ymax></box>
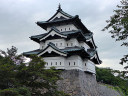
<box><xmin>23</xmin><ymin>43</ymin><xmax>94</xmax><ymax>58</ymax></box>
<box><xmin>23</xmin><ymin>49</ymin><xmax>41</xmax><ymax>56</ymax></box>
<box><xmin>60</xmin><ymin>46</ymin><xmax>84</xmax><ymax>52</ymax></box>
<box><xmin>87</xmin><ymin>49</ymin><xmax>96</xmax><ymax>57</ymax></box>
<box><xmin>37</xmin><ymin>16</ymin><xmax>76</xmax><ymax>25</ymax></box>
<box><xmin>30</xmin><ymin>33</ymin><xmax>47</xmax><ymax>39</ymax></box>
<box><xmin>47</xmin><ymin>7</ymin><xmax>73</xmax><ymax>22</ymax></box>
<box><xmin>83</xmin><ymin>32</ymin><xmax>93</xmax><ymax>40</ymax></box>
<box><xmin>23</xmin><ymin>43</ymin><xmax>102</xmax><ymax>64</ymax></box>
<box><xmin>47</xmin><ymin>42</ymin><xmax>67</xmax><ymax>54</ymax></box>
<box><xmin>30</xmin><ymin>29</ymin><xmax>93</xmax><ymax>43</ymax></box>
<box><xmin>58</xmin><ymin>9</ymin><xmax>73</xmax><ymax>18</ymax></box>
<box><xmin>52</xmin><ymin>16</ymin><xmax>67</xmax><ymax>21</ymax></box>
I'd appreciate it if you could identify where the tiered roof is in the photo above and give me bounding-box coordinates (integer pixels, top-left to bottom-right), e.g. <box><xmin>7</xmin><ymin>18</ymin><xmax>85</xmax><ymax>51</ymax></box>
<box><xmin>30</xmin><ymin>28</ymin><xmax>92</xmax><ymax>41</ymax></box>
<box><xmin>23</xmin><ymin>42</ymin><xmax>101</xmax><ymax>64</ymax></box>
<box><xmin>36</xmin><ymin>5</ymin><xmax>89</xmax><ymax>34</ymax></box>
<box><xmin>23</xmin><ymin>5</ymin><xmax>102</xmax><ymax>64</ymax></box>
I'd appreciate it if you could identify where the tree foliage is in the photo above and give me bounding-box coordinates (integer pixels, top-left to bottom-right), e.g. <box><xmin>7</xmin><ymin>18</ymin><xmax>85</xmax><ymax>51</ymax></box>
<box><xmin>96</xmin><ymin>67</ymin><xmax>128</xmax><ymax>95</ymax></box>
<box><xmin>0</xmin><ymin>46</ymin><xmax>69</xmax><ymax>96</ymax></box>
<box><xmin>102</xmin><ymin>0</ymin><xmax>128</xmax><ymax>67</ymax></box>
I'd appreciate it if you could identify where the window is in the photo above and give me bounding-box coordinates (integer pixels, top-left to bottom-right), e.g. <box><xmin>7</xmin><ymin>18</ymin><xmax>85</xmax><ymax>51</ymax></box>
<box><xmin>61</xmin><ymin>29</ymin><xmax>62</xmax><ymax>31</ymax></box>
<box><xmin>60</xmin><ymin>43</ymin><xmax>62</xmax><ymax>46</ymax></box>
<box><xmin>65</xmin><ymin>28</ymin><xmax>66</xmax><ymax>31</ymax></box>
<box><xmin>85</xmin><ymin>63</ymin><xmax>86</xmax><ymax>66</ymax></box>
<box><xmin>56</xmin><ymin>62</ymin><xmax>57</xmax><ymax>65</ymax></box>
<box><xmin>47</xmin><ymin>63</ymin><xmax>48</xmax><ymax>65</ymax></box>
<box><xmin>67</xmin><ymin>43</ymin><xmax>68</xmax><ymax>46</ymax></box>
<box><xmin>56</xmin><ymin>43</ymin><xmax>58</xmax><ymax>46</ymax></box>
<box><xmin>69</xmin><ymin>62</ymin><xmax>70</xmax><ymax>66</ymax></box>
<box><xmin>60</xmin><ymin>62</ymin><xmax>61</xmax><ymax>65</ymax></box>
<box><xmin>74</xmin><ymin>62</ymin><xmax>75</xmax><ymax>65</ymax></box>
<box><xmin>69</xmin><ymin>28</ymin><xmax>70</xmax><ymax>30</ymax></box>
<box><xmin>51</xmin><ymin>62</ymin><xmax>52</xmax><ymax>65</ymax></box>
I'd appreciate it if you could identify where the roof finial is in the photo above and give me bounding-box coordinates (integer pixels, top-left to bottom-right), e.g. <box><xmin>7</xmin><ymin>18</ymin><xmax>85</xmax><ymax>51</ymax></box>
<box><xmin>58</xmin><ymin>3</ymin><xmax>62</xmax><ymax>11</ymax></box>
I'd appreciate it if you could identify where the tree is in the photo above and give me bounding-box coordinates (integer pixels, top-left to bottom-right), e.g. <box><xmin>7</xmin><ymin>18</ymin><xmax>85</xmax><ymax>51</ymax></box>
<box><xmin>102</xmin><ymin>0</ymin><xmax>128</xmax><ymax>68</ymax></box>
<box><xmin>96</xmin><ymin>67</ymin><xmax>128</xmax><ymax>95</ymax></box>
<box><xmin>0</xmin><ymin>46</ymin><xmax>69</xmax><ymax>96</ymax></box>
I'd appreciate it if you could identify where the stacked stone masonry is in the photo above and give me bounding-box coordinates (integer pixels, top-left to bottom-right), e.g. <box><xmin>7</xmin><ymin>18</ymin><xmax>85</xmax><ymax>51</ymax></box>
<box><xmin>57</xmin><ymin>70</ymin><xmax>122</xmax><ymax>96</ymax></box>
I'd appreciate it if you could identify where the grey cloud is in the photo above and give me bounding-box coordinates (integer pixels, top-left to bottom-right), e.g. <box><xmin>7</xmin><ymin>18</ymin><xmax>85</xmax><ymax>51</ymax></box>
<box><xmin>0</xmin><ymin>0</ymin><xmax>125</xmax><ymax>70</ymax></box>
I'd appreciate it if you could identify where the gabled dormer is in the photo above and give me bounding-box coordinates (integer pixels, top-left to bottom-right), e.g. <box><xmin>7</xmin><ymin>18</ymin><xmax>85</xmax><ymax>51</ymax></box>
<box><xmin>36</xmin><ymin>5</ymin><xmax>90</xmax><ymax>34</ymax></box>
<box><xmin>39</xmin><ymin>27</ymin><xmax>67</xmax><ymax>41</ymax></box>
<box><xmin>47</xmin><ymin>4</ymin><xmax>73</xmax><ymax>22</ymax></box>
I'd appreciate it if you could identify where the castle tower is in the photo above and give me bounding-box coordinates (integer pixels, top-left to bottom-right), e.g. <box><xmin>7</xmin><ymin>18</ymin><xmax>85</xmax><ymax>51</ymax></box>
<box><xmin>23</xmin><ymin>5</ymin><xmax>101</xmax><ymax>74</ymax></box>
<box><xmin>22</xmin><ymin>6</ymin><xmax>124</xmax><ymax>96</ymax></box>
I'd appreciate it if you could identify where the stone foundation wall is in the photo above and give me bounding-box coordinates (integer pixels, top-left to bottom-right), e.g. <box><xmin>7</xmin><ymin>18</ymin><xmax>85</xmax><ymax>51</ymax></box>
<box><xmin>57</xmin><ymin>70</ymin><xmax>122</xmax><ymax>96</ymax></box>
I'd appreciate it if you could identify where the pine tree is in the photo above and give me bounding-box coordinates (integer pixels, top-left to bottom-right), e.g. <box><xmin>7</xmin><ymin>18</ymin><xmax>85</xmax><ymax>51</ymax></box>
<box><xmin>0</xmin><ymin>46</ymin><xmax>69</xmax><ymax>96</ymax></box>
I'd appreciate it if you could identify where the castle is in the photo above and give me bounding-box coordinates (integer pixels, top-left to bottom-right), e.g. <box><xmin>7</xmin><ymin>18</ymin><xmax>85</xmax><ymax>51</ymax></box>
<box><xmin>22</xmin><ymin>6</ymin><xmax>124</xmax><ymax>96</ymax></box>
<box><xmin>23</xmin><ymin>5</ymin><xmax>101</xmax><ymax>74</ymax></box>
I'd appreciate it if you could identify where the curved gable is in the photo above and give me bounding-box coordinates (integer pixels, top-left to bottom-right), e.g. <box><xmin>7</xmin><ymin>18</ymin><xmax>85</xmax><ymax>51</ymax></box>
<box><xmin>47</xmin><ymin>5</ymin><xmax>73</xmax><ymax>22</ymax></box>
<box><xmin>40</xmin><ymin>28</ymin><xmax>67</xmax><ymax>41</ymax></box>
<box><xmin>38</xmin><ymin>42</ymin><xmax>67</xmax><ymax>57</ymax></box>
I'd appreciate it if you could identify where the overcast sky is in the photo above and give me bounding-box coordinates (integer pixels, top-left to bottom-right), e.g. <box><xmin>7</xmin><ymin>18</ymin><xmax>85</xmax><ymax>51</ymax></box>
<box><xmin>0</xmin><ymin>0</ymin><xmax>127</xmax><ymax>71</ymax></box>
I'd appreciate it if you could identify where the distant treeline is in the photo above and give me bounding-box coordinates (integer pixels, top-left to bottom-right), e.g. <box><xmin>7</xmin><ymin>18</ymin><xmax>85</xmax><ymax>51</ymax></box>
<box><xmin>96</xmin><ymin>67</ymin><xmax>128</xmax><ymax>95</ymax></box>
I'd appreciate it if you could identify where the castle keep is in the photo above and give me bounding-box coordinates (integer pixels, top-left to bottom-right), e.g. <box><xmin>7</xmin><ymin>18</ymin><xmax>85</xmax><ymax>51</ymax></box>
<box><xmin>23</xmin><ymin>5</ymin><xmax>101</xmax><ymax>74</ymax></box>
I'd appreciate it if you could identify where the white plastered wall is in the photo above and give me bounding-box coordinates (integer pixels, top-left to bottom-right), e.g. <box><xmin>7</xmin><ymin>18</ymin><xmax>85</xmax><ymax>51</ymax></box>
<box><xmin>44</xmin><ymin>55</ymin><xmax>83</xmax><ymax>71</ymax></box>
<box><xmin>66</xmin><ymin>38</ymin><xmax>79</xmax><ymax>47</ymax></box>
<box><xmin>84</xmin><ymin>60</ymin><xmax>95</xmax><ymax>74</ymax></box>
<box><xmin>79</xmin><ymin>41</ymin><xmax>90</xmax><ymax>51</ymax></box>
<box><xmin>47</xmin><ymin>24</ymin><xmax>77</xmax><ymax>32</ymax></box>
<box><xmin>40</xmin><ymin>38</ymin><xmax>80</xmax><ymax>49</ymax></box>
<box><xmin>40</xmin><ymin>42</ymin><xmax>45</xmax><ymax>49</ymax></box>
<box><xmin>43</xmin><ymin>55</ymin><xmax>96</xmax><ymax>74</ymax></box>
<box><xmin>44</xmin><ymin>39</ymin><xmax>66</xmax><ymax>49</ymax></box>
<box><xmin>65</xmin><ymin>55</ymin><xmax>82</xmax><ymax>70</ymax></box>
<box><xmin>44</xmin><ymin>57</ymin><xmax>65</xmax><ymax>69</ymax></box>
